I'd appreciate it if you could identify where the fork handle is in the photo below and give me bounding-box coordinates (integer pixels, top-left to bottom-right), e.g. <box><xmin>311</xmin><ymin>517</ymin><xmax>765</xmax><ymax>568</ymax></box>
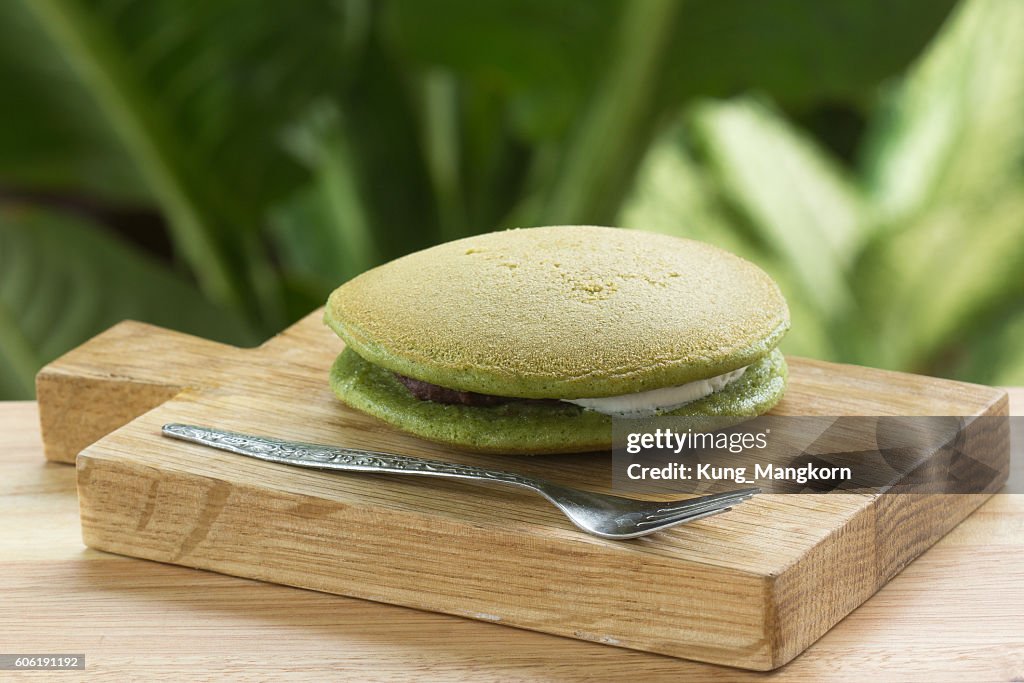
<box><xmin>162</xmin><ymin>424</ymin><xmax>544</xmax><ymax>491</ymax></box>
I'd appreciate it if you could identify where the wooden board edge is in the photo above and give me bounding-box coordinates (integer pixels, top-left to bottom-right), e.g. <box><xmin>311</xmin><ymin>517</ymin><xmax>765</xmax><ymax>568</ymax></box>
<box><xmin>76</xmin><ymin>450</ymin><xmax>778</xmax><ymax>670</ymax></box>
<box><xmin>764</xmin><ymin>390</ymin><xmax>1012</xmax><ymax>669</ymax></box>
<box><xmin>34</xmin><ymin>319</ymin><xmax>246</xmax><ymax>463</ymax></box>
<box><xmin>37</xmin><ymin>367</ymin><xmax>182</xmax><ymax>464</ymax></box>
<box><xmin>762</xmin><ymin>493</ymin><xmax>878</xmax><ymax>669</ymax></box>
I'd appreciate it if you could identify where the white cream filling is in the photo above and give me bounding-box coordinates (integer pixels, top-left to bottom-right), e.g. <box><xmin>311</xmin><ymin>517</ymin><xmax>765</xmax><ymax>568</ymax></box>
<box><xmin>561</xmin><ymin>366</ymin><xmax>748</xmax><ymax>418</ymax></box>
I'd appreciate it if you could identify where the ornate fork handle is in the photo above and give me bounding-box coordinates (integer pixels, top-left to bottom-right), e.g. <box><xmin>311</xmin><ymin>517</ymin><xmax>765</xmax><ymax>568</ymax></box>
<box><xmin>163</xmin><ymin>423</ymin><xmax>760</xmax><ymax>539</ymax></box>
<box><xmin>162</xmin><ymin>423</ymin><xmax>542</xmax><ymax>490</ymax></box>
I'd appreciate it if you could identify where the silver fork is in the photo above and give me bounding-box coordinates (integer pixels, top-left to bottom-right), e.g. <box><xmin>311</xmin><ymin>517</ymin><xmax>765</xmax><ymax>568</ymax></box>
<box><xmin>162</xmin><ymin>424</ymin><xmax>759</xmax><ymax>540</ymax></box>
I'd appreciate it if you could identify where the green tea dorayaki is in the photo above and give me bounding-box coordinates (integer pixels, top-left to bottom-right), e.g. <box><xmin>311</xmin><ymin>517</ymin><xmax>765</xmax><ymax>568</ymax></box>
<box><xmin>325</xmin><ymin>226</ymin><xmax>790</xmax><ymax>454</ymax></box>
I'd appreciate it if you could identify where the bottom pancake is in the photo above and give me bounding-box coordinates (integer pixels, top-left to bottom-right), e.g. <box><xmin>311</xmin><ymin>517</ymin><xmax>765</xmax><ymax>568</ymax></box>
<box><xmin>329</xmin><ymin>348</ymin><xmax>788</xmax><ymax>454</ymax></box>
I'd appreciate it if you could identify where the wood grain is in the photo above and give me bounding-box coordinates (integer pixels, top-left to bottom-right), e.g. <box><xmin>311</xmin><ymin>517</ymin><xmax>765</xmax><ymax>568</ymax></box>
<box><xmin>2</xmin><ymin>397</ymin><xmax>1021</xmax><ymax>680</ymax></box>
<box><xmin>32</xmin><ymin>312</ymin><xmax>1012</xmax><ymax>670</ymax></box>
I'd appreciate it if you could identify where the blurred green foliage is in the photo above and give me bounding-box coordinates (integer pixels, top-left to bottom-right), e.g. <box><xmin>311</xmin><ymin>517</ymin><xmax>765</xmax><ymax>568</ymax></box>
<box><xmin>1</xmin><ymin>0</ymin><xmax>1022</xmax><ymax>399</ymax></box>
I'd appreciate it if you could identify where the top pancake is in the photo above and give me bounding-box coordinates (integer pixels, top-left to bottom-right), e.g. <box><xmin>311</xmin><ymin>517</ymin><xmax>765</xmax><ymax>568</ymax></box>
<box><xmin>325</xmin><ymin>226</ymin><xmax>789</xmax><ymax>399</ymax></box>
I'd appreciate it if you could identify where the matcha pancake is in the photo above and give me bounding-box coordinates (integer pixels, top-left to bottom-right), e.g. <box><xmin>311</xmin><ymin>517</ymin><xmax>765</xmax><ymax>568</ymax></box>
<box><xmin>325</xmin><ymin>225</ymin><xmax>790</xmax><ymax>454</ymax></box>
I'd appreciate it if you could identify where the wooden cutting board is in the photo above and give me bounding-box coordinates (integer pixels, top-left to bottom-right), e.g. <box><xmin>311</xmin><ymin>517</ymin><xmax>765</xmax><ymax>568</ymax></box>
<box><xmin>36</xmin><ymin>310</ymin><xmax>1010</xmax><ymax>671</ymax></box>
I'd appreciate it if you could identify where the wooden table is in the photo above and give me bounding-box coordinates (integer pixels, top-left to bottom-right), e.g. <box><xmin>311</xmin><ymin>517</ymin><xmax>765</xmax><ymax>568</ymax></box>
<box><xmin>2</xmin><ymin>396</ymin><xmax>1022</xmax><ymax>681</ymax></box>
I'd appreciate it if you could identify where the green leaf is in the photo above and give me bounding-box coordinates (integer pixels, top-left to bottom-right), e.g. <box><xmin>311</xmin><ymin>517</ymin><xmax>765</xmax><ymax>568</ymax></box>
<box><xmin>850</xmin><ymin>0</ymin><xmax>1024</xmax><ymax>373</ymax></box>
<box><xmin>269</xmin><ymin>103</ymin><xmax>377</xmax><ymax>298</ymax></box>
<box><xmin>0</xmin><ymin>206</ymin><xmax>257</xmax><ymax>399</ymax></box>
<box><xmin>390</xmin><ymin>0</ymin><xmax>956</xmax><ymax>124</ymax></box>
<box><xmin>415</xmin><ymin>69</ymin><xmax>468</xmax><ymax>241</ymax></box>
<box><xmin>268</xmin><ymin>26</ymin><xmax>449</xmax><ymax>294</ymax></box>
<box><xmin>539</xmin><ymin>0</ymin><xmax>681</xmax><ymax>225</ymax></box>
<box><xmin>20</xmin><ymin>0</ymin><xmax>255</xmax><ymax>319</ymax></box>
<box><xmin>943</xmin><ymin>306</ymin><xmax>1024</xmax><ymax>386</ymax></box>
<box><xmin>12</xmin><ymin>0</ymin><xmax>371</xmax><ymax>328</ymax></box>
<box><xmin>390</xmin><ymin>0</ymin><xmax>952</xmax><ymax>227</ymax></box>
<box><xmin>332</xmin><ymin>26</ymin><xmax>443</xmax><ymax>257</ymax></box>
<box><xmin>973</xmin><ymin>314</ymin><xmax>1024</xmax><ymax>386</ymax></box>
<box><xmin>0</xmin><ymin>2</ymin><xmax>145</xmax><ymax>201</ymax></box>
<box><xmin>691</xmin><ymin>98</ymin><xmax>864</xmax><ymax>315</ymax></box>
<box><xmin>619</xmin><ymin>122</ymin><xmax>765</xmax><ymax>258</ymax></box>
<box><xmin>385</xmin><ymin>0</ymin><xmax>615</xmax><ymax>143</ymax></box>
<box><xmin>855</xmin><ymin>191</ymin><xmax>1024</xmax><ymax>371</ymax></box>
<box><xmin>619</xmin><ymin>120</ymin><xmax>836</xmax><ymax>360</ymax></box>
<box><xmin>862</xmin><ymin>0</ymin><xmax>1024</xmax><ymax>225</ymax></box>
<box><xmin>11</xmin><ymin>0</ymin><xmax>360</xmax><ymax>209</ymax></box>
<box><xmin>282</xmin><ymin>103</ymin><xmax>377</xmax><ymax>274</ymax></box>
<box><xmin>662</xmin><ymin>0</ymin><xmax>957</xmax><ymax>106</ymax></box>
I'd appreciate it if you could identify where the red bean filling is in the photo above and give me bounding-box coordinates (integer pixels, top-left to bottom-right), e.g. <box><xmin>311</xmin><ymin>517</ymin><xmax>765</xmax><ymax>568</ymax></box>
<box><xmin>394</xmin><ymin>374</ymin><xmax>560</xmax><ymax>407</ymax></box>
